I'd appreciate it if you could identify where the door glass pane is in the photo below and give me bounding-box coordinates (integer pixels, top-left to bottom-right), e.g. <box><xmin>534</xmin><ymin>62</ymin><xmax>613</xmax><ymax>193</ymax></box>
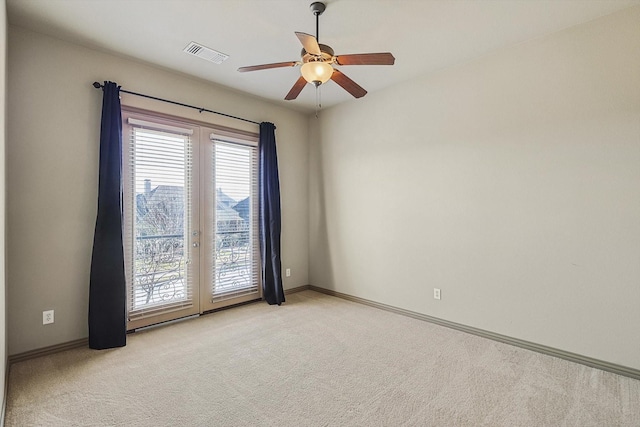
<box><xmin>213</xmin><ymin>141</ymin><xmax>258</xmax><ymax>299</ymax></box>
<box><xmin>130</xmin><ymin>128</ymin><xmax>193</xmax><ymax>313</ymax></box>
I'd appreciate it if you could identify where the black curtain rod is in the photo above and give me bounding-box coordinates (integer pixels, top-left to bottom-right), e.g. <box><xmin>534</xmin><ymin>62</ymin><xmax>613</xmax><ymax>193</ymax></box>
<box><xmin>92</xmin><ymin>82</ymin><xmax>260</xmax><ymax>125</ymax></box>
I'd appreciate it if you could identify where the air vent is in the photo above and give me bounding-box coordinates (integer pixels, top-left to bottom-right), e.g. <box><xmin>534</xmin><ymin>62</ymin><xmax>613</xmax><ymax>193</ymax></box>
<box><xmin>183</xmin><ymin>42</ymin><xmax>229</xmax><ymax>64</ymax></box>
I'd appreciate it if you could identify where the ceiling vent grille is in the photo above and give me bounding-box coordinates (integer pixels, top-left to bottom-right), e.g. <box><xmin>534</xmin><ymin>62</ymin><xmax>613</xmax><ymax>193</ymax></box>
<box><xmin>183</xmin><ymin>42</ymin><xmax>229</xmax><ymax>64</ymax></box>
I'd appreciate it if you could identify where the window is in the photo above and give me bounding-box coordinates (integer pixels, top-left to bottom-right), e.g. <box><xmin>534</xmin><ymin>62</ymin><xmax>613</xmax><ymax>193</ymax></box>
<box><xmin>210</xmin><ymin>137</ymin><xmax>260</xmax><ymax>302</ymax></box>
<box><xmin>122</xmin><ymin>109</ymin><xmax>260</xmax><ymax>329</ymax></box>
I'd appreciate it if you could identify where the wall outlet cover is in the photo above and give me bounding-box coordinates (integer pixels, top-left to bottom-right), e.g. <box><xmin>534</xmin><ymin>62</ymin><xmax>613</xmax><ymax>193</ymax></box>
<box><xmin>43</xmin><ymin>310</ymin><xmax>54</xmax><ymax>325</ymax></box>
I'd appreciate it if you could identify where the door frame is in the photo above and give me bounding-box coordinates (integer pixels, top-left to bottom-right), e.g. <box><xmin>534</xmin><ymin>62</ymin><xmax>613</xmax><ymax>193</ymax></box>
<box><xmin>199</xmin><ymin>129</ymin><xmax>262</xmax><ymax>313</ymax></box>
<box><xmin>122</xmin><ymin>107</ymin><xmax>262</xmax><ymax>330</ymax></box>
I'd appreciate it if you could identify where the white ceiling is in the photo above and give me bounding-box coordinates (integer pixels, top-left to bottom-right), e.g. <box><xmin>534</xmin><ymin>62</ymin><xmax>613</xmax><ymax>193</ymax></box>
<box><xmin>7</xmin><ymin>0</ymin><xmax>640</xmax><ymax>113</ymax></box>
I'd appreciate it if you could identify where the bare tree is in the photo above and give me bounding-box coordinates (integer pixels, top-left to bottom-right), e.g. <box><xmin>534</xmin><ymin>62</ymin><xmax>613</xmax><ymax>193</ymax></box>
<box><xmin>134</xmin><ymin>186</ymin><xmax>186</xmax><ymax>306</ymax></box>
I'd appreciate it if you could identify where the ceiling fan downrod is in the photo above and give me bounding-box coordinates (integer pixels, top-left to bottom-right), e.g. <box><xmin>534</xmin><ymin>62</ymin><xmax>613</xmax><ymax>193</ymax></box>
<box><xmin>310</xmin><ymin>2</ymin><xmax>326</xmax><ymax>42</ymax></box>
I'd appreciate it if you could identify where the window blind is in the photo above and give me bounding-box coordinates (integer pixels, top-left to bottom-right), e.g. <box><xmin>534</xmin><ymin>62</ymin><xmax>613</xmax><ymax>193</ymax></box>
<box><xmin>210</xmin><ymin>137</ymin><xmax>260</xmax><ymax>302</ymax></box>
<box><xmin>124</xmin><ymin>125</ymin><xmax>195</xmax><ymax>320</ymax></box>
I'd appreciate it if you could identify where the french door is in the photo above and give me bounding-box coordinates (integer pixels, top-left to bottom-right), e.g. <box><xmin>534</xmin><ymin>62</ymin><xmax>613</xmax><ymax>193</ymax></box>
<box><xmin>122</xmin><ymin>109</ymin><xmax>261</xmax><ymax>330</ymax></box>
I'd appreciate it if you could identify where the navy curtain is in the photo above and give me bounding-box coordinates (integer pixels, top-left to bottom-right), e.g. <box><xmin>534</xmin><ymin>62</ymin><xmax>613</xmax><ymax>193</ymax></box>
<box><xmin>88</xmin><ymin>81</ymin><xmax>127</xmax><ymax>349</ymax></box>
<box><xmin>259</xmin><ymin>122</ymin><xmax>285</xmax><ymax>305</ymax></box>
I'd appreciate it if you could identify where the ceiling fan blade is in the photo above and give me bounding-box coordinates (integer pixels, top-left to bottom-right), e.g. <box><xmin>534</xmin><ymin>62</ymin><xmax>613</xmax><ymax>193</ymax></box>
<box><xmin>295</xmin><ymin>32</ymin><xmax>321</xmax><ymax>56</ymax></box>
<box><xmin>285</xmin><ymin>76</ymin><xmax>308</xmax><ymax>100</ymax></box>
<box><xmin>335</xmin><ymin>53</ymin><xmax>395</xmax><ymax>66</ymax></box>
<box><xmin>330</xmin><ymin>69</ymin><xmax>367</xmax><ymax>99</ymax></box>
<box><xmin>238</xmin><ymin>61</ymin><xmax>298</xmax><ymax>72</ymax></box>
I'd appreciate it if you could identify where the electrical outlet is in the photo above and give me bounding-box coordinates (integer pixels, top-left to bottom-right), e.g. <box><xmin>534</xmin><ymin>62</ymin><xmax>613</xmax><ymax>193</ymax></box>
<box><xmin>43</xmin><ymin>310</ymin><xmax>54</xmax><ymax>325</ymax></box>
<box><xmin>433</xmin><ymin>288</ymin><xmax>441</xmax><ymax>300</ymax></box>
<box><xmin>285</xmin><ymin>268</ymin><xmax>291</xmax><ymax>277</ymax></box>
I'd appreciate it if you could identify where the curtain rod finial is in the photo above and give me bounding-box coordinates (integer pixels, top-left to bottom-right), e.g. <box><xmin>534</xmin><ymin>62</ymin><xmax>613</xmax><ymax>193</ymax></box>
<box><xmin>92</xmin><ymin>81</ymin><xmax>102</xmax><ymax>89</ymax></box>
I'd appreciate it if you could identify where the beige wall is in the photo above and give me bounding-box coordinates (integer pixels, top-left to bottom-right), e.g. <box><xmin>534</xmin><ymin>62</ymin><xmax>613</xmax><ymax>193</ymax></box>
<box><xmin>310</xmin><ymin>7</ymin><xmax>640</xmax><ymax>369</ymax></box>
<box><xmin>7</xmin><ymin>26</ymin><xmax>309</xmax><ymax>355</ymax></box>
<box><xmin>0</xmin><ymin>0</ymin><xmax>6</xmax><ymax>412</ymax></box>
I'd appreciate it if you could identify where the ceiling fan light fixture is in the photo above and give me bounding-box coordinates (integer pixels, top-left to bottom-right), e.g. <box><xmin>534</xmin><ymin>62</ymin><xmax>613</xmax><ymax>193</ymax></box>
<box><xmin>301</xmin><ymin>61</ymin><xmax>333</xmax><ymax>85</ymax></box>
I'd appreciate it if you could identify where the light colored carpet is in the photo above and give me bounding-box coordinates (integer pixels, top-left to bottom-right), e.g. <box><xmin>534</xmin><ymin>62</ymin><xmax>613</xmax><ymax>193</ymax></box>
<box><xmin>5</xmin><ymin>290</ymin><xmax>640</xmax><ymax>426</ymax></box>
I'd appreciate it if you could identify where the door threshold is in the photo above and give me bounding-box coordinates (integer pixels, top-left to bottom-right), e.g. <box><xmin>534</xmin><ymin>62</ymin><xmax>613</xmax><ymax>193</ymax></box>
<box><xmin>130</xmin><ymin>313</ymin><xmax>201</xmax><ymax>333</ymax></box>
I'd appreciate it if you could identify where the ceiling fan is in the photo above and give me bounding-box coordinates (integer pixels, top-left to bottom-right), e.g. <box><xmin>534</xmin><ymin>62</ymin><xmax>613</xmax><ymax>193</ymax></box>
<box><xmin>238</xmin><ymin>1</ymin><xmax>395</xmax><ymax>101</ymax></box>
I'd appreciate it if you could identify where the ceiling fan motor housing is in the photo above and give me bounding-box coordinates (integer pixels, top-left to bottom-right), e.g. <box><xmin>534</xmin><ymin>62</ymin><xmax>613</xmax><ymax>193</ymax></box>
<box><xmin>301</xmin><ymin>44</ymin><xmax>334</xmax><ymax>63</ymax></box>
